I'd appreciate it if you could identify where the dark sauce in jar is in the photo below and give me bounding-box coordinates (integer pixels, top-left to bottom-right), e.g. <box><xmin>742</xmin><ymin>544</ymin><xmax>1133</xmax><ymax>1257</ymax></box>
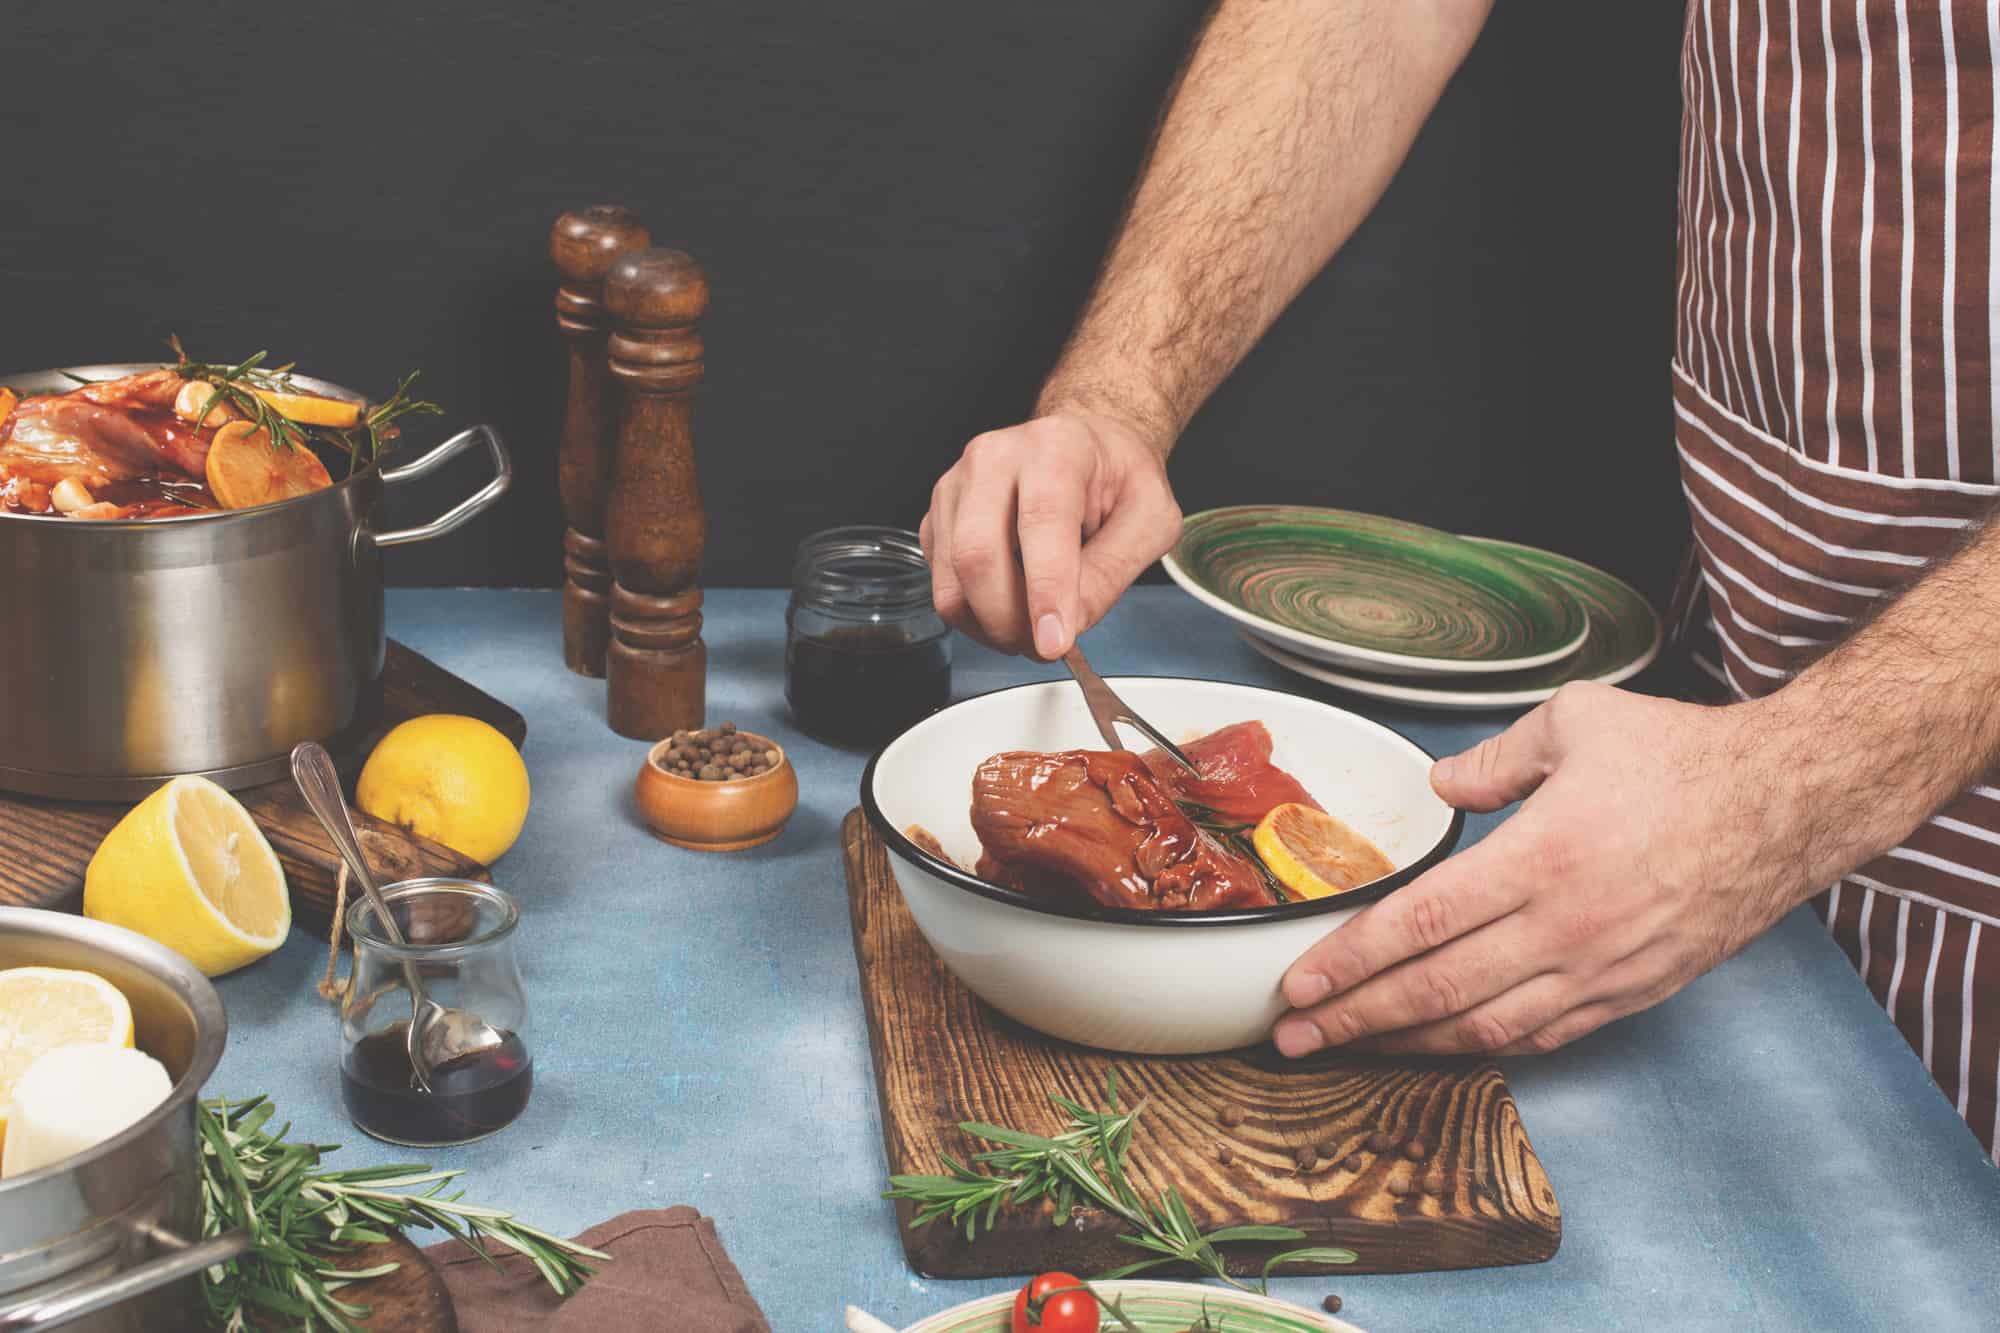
<box><xmin>785</xmin><ymin>527</ymin><xmax>952</xmax><ymax>748</ymax></box>
<box><xmin>341</xmin><ymin>1022</ymin><xmax>534</xmax><ymax>1147</ymax></box>
<box><xmin>786</xmin><ymin>624</ymin><xmax>952</xmax><ymax>746</ymax></box>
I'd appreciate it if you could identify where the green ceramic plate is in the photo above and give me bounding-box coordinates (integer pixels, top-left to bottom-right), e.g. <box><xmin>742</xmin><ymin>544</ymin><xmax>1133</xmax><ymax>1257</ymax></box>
<box><xmin>1242</xmin><ymin>536</ymin><xmax>1662</xmax><ymax>712</ymax></box>
<box><xmin>890</xmin><ymin>1280</ymin><xmax>1362</xmax><ymax>1333</ymax></box>
<box><xmin>1164</xmin><ymin>507</ymin><xmax>1588</xmax><ymax>678</ymax></box>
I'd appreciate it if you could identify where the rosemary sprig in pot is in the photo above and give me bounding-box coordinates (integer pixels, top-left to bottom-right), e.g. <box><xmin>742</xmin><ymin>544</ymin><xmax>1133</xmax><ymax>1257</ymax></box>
<box><xmin>168</xmin><ymin>336</ymin><xmax>441</xmax><ymax>476</ymax></box>
<box><xmin>884</xmin><ymin>1075</ymin><xmax>1354</xmax><ymax>1293</ymax></box>
<box><xmin>200</xmin><ymin>1096</ymin><xmax>605</xmax><ymax>1333</ymax></box>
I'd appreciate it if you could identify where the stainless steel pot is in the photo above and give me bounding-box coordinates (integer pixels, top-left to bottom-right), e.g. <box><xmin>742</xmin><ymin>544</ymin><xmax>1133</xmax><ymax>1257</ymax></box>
<box><xmin>0</xmin><ymin>364</ymin><xmax>511</xmax><ymax>799</ymax></box>
<box><xmin>0</xmin><ymin>909</ymin><xmax>246</xmax><ymax>1331</ymax></box>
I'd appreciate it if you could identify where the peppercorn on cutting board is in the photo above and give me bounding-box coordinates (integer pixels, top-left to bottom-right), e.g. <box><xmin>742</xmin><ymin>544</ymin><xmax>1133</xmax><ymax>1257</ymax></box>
<box><xmin>0</xmin><ymin>640</ymin><xmax>525</xmax><ymax>937</ymax></box>
<box><xmin>842</xmin><ymin>809</ymin><xmax>1562</xmax><ymax>1278</ymax></box>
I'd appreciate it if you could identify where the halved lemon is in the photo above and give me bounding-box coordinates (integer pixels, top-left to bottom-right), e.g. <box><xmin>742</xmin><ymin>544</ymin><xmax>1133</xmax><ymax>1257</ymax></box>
<box><xmin>1251</xmin><ymin>803</ymin><xmax>1397</xmax><ymax>901</ymax></box>
<box><xmin>245</xmin><ymin>385</ymin><xmax>364</xmax><ymax>428</ymax></box>
<box><xmin>205</xmin><ymin>420</ymin><xmax>334</xmax><ymax>510</ymax></box>
<box><xmin>84</xmin><ymin>777</ymin><xmax>291</xmax><ymax>977</ymax></box>
<box><xmin>0</xmin><ymin>967</ymin><xmax>137</xmax><ymax>1155</ymax></box>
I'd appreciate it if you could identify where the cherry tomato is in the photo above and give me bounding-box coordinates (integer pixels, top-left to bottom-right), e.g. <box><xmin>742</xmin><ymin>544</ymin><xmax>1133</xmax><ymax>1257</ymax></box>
<box><xmin>1009</xmin><ymin>1271</ymin><xmax>1100</xmax><ymax>1333</ymax></box>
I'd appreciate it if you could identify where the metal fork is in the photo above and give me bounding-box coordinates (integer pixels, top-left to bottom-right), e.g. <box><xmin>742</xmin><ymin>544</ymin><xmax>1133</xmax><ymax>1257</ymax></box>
<box><xmin>1060</xmin><ymin>646</ymin><xmax>1200</xmax><ymax>773</ymax></box>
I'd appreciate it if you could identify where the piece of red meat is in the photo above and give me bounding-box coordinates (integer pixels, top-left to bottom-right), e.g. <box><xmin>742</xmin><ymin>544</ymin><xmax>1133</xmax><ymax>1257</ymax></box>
<box><xmin>1140</xmin><ymin>720</ymin><xmax>1319</xmax><ymax>826</ymax></box>
<box><xmin>970</xmin><ymin>747</ymin><xmax>1276</xmax><ymax>911</ymax></box>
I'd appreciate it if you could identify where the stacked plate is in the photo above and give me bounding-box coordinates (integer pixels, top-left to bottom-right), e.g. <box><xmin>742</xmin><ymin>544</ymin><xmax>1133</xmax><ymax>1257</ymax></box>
<box><xmin>1161</xmin><ymin>505</ymin><xmax>1661</xmax><ymax>712</ymax></box>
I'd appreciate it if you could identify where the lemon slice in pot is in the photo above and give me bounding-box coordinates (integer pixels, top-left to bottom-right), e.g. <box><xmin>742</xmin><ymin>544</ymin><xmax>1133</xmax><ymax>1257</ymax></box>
<box><xmin>0</xmin><ymin>967</ymin><xmax>137</xmax><ymax>1157</ymax></box>
<box><xmin>84</xmin><ymin>777</ymin><xmax>290</xmax><ymax>977</ymax></box>
<box><xmin>245</xmin><ymin>385</ymin><xmax>364</xmax><ymax>428</ymax></box>
<box><xmin>1251</xmin><ymin>803</ymin><xmax>1397</xmax><ymax>900</ymax></box>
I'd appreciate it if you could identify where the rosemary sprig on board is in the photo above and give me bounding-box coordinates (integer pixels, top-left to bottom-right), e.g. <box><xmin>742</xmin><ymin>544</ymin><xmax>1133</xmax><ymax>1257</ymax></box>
<box><xmin>1175</xmin><ymin>800</ymin><xmax>1292</xmax><ymax>903</ymax></box>
<box><xmin>883</xmin><ymin>1075</ymin><xmax>1355</xmax><ymax>1293</ymax></box>
<box><xmin>199</xmin><ymin>1096</ymin><xmax>605</xmax><ymax>1333</ymax></box>
<box><xmin>168</xmin><ymin>336</ymin><xmax>440</xmax><ymax>476</ymax></box>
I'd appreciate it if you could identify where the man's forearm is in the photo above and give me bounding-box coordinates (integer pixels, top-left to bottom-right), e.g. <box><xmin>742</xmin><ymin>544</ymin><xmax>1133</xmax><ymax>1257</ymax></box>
<box><xmin>1753</xmin><ymin>510</ymin><xmax>2000</xmax><ymax>895</ymax></box>
<box><xmin>1038</xmin><ymin>0</ymin><xmax>1494</xmax><ymax>448</ymax></box>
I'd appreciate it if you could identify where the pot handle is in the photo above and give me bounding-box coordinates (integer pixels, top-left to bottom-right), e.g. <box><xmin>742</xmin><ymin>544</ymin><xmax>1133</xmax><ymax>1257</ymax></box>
<box><xmin>0</xmin><ymin>1227</ymin><xmax>251</xmax><ymax>1330</ymax></box>
<box><xmin>371</xmin><ymin>423</ymin><xmax>513</xmax><ymax>548</ymax></box>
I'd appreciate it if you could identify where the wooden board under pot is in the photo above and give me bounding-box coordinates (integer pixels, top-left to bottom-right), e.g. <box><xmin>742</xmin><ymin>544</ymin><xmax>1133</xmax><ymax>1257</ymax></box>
<box><xmin>0</xmin><ymin>640</ymin><xmax>524</xmax><ymax>936</ymax></box>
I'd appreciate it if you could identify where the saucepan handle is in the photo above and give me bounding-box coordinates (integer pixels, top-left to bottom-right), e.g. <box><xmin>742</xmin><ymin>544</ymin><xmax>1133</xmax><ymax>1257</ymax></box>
<box><xmin>0</xmin><ymin>1226</ymin><xmax>252</xmax><ymax>1330</ymax></box>
<box><xmin>372</xmin><ymin>423</ymin><xmax>513</xmax><ymax>548</ymax></box>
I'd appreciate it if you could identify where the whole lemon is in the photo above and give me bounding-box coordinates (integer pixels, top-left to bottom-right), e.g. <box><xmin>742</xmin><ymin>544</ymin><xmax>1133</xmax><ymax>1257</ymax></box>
<box><xmin>356</xmin><ymin>715</ymin><xmax>530</xmax><ymax>865</ymax></box>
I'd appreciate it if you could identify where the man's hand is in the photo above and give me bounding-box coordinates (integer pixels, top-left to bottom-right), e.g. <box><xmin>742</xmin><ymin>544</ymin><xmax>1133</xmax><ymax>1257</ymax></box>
<box><xmin>1273</xmin><ymin>682</ymin><xmax>1815</xmax><ymax>1057</ymax></box>
<box><xmin>919</xmin><ymin>410</ymin><xmax>1181</xmax><ymax>659</ymax></box>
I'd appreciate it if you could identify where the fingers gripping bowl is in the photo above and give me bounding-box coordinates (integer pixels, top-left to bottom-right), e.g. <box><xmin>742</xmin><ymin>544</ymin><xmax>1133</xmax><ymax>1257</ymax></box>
<box><xmin>861</xmin><ymin>678</ymin><xmax>1463</xmax><ymax>1054</ymax></box>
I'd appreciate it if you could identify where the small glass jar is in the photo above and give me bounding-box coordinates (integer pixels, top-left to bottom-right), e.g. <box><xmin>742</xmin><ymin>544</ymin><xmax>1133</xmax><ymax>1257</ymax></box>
<box><xmin>340</xmin><ymin>879</ymin><xmax>533</xmax><ymax>1147</ymax></box>
<box><xmin>785</xmin><ymin>525</ymin><xmax>952</xmax><ymax>747</ymax></box>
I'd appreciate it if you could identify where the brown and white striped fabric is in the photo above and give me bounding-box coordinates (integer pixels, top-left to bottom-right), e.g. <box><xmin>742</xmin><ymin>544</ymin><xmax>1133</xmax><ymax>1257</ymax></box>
<box><xmin>1671</xmin><ymin>0</ymin><xmax>2000</xmax><ymax>1158</ymax></box>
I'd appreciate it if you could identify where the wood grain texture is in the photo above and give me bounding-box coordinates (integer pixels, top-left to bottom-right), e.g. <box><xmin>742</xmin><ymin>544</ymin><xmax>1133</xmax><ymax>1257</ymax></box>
<box><xmin>603</xmin><ymin>247</ymin><xmax>709</xmax><ymax>740</ymax></box>
<box><xmin>0</xmin><ymin>641</ymin><xmax>525</xmax><ymax>938</ymax></box>
<box><xmin>842</xmin><ymin>809</ymin><xmax>1561</xmax><ymax>1278</ymax></box>
<box><xmin>552</xmin><ymin>204</ymin><xmax>651</xmax><ymax>678</ymax></box>
<box><xmin>253</xmin><ymin>1234</ymin><xmax>456</xmax><ymax>1331</ymax></box>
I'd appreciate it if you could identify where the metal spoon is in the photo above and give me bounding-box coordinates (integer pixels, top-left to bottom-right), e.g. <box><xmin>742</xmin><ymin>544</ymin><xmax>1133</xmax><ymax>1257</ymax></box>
<box><xmin>290</xmin><ymin>742</ymin><xmax>504</xmax><ymax>1092</ymax></box>
<box><xmin>1060</xmin><ymin>645</ymin><xmax>1201</xmax><ymax>773</ymax></box>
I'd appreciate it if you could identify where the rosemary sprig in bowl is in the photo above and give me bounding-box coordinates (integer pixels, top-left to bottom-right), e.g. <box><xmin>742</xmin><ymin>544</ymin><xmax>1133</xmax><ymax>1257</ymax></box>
<box><xmin>200</xmin><ymin>1096</ymin><xmax>604</xmax><ymax>1332</ymax></box>
<box><xmin>884</xmin><ymin>1075</ymin><xmax>1354</xmax><ymax>1293</ymax></box>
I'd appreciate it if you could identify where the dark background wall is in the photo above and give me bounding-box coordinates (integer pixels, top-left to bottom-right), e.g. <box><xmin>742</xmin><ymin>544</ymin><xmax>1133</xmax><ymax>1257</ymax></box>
<box><xmin>1</xmin><ymin>1</ymin><xmax>1688</xmax><ymax>604</ymax></box>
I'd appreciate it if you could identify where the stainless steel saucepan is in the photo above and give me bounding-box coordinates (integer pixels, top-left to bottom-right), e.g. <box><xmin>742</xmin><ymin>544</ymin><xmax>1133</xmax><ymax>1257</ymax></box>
<box><xmin>0</xmin><ymin>364</ymin><xmax>511</xmax><ymax>799</ymax></box>
<box><xmin>0</xmin><ymin>908</ymin><xmax>246</xmax><ymax>1332</ymax></box>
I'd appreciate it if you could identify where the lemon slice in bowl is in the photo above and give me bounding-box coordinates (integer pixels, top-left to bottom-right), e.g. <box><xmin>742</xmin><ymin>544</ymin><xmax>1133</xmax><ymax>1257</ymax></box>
<box><xmin>0</xmin><ymin>967</ymin><xmax>137</xmax><ymax>1156</ymax></box>
<box><xmin>1251</xmin><ymin>803</ymin><xmax>1398</xmax><ymax>901</ymax></box>
<box><xmin>84</xmin><ymin>777</ymin><xmax>290</xmax><ymax>977</ymax></box>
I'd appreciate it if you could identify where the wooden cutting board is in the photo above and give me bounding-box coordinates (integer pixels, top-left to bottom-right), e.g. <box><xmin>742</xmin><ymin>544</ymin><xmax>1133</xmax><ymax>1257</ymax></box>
<box><xmin>0</xmin><ymin>641</ymin><xmax>525</xmax><ymax>937</ymax></box>
<box><xmin>248</xmin><ymin>1234</ymin><xmax>456</xmax><ymax>1331</ymax></box>
<box><xmin>843</xmin><ymin>809</ymin><xmax>1562</xmax><ymax>1278</ymax></box>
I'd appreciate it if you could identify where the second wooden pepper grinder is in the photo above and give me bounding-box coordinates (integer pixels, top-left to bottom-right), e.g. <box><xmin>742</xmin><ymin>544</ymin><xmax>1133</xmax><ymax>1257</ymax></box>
<box><xmin>604</xmin><ymin>247</ymin><xmax>709</xmax><ymax>739</ymax></box>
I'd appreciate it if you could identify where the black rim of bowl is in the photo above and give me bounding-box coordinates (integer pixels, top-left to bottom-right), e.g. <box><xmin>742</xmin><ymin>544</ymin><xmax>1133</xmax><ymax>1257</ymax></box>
<box><xmin>858</xmin><ymin>675</ymin><xmax>1467</xmax><ymax>928</ymax></box>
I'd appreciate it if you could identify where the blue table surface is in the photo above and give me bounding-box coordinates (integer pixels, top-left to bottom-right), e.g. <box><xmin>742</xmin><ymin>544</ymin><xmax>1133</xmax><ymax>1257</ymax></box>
<box><xmin>209</xmin><ymin>588</ymin><xmax>2000</xmax><ymax>1332</ymax></box>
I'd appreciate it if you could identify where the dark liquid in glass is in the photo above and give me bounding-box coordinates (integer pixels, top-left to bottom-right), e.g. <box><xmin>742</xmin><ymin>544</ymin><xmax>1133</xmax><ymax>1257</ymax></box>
<box><xmin>786</xmin><ymin>624</ymin><xmax>950</xmax><ymax>746</ymax></box>
<box><xmin>341</xmin><ymin>1023</ymin><xmax>533</xmax><ymax>1146</ymax></box>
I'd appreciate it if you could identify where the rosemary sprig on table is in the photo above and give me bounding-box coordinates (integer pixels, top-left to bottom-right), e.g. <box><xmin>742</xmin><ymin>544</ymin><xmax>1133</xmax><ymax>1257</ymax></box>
<box><xmin>884</xmin><ymin>1075</ymin><xmax>1354</xmax><ymax>1293</ymax></box>
<box><xmin>168</xmin><ymin>336</ymin><xmax>440</xmax><ymax>475</ymax></box>
<box><xmin>200</xmin><ymin>1096</ymin><xmax>605</xmax><ymax>1333</ymax></box>
<box><xmin>1176</xmin><ymin>801</ymin><xmax>1292</xmax><ymax>903</ymax></box>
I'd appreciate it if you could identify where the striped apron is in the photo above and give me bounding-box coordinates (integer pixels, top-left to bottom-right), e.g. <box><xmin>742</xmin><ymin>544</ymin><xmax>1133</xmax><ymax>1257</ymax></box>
<box><xmin>1672</xmin><ymin>0</ymin><xmax>2000</xmax><ymax>1159</ymax></box>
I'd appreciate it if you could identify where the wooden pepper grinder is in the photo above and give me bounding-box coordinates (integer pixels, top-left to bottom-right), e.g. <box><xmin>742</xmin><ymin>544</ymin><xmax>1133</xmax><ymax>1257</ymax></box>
<box><xmin>604</xmin><ymin>248</ymin><xmax>709</xmax><ymax>739</ymax></box>
<box><xmin>551</xmin><ymin>205</ymin><xmax>651</xmax><ymax>677</ymax></box>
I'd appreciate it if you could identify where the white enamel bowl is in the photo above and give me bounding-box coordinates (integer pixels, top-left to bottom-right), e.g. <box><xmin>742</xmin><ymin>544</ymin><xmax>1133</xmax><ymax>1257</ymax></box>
<box><xmin>860</xmin><ymin>678</ymin><xmax>1463</xmax><ymax>1054</ymax></box>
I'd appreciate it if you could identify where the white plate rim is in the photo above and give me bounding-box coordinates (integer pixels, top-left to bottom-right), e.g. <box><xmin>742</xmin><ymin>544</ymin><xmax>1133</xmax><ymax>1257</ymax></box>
<box><xmin>1161</xmin><ymin>550</ymin><xmax>1590</xmax><ymax>678</ymax></box>
<box><xmin>891</xmin><ymin>1278</ymin><xmax>1367</xmax><ymax>1333</ymax></box>
<box><xmin>1240</xmin><ymin>615</ymin><xmax>1662</xmax><ymax>711</ymax></box>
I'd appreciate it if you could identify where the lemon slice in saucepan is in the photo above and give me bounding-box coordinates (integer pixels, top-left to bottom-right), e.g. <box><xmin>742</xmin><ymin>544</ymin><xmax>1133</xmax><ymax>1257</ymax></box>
<box><xmin>245</xmin><ymin>385</ymin><xmax>365</xmax><ymax>428</ymax></box>
<box><xmin>1251</xmin><ymin>803</ymin><xmax>1397</xmax><ymax>901</ymax></box>
<box><xmin>205</xmin><ymin>421</ymin><xmax>335</xmax><ymax>510</ymax></box>
<box><xmin>0</xmin><ymin>966</ymin><xmax>137</xmax><ymax>1155</ymax></box>
<box><xmin>84</xmin><ymin>777</ymin><xmax>290</xmax><ymax>977</ymax></box>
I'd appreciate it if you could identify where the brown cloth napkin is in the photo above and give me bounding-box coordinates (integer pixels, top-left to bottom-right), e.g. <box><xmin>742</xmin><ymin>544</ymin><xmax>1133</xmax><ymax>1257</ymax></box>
<box><xmin>424</xmin><ymin>1206</ymin><xmax>770</xmax><ymax>1332</ymax></box>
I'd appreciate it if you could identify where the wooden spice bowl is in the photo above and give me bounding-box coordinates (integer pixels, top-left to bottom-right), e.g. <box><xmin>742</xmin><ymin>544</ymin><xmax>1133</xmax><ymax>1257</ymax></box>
<box><xmin>636</xmin><ymin>731</ymin><xmax>799</xmax><ymax>852</ymax></box>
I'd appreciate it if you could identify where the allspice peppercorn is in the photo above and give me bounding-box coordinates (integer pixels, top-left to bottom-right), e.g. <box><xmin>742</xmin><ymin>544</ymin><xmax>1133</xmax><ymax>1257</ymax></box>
<box><xmin>1294</xmin><ymin>1145</ymin><xmax>1319</xmax><ymax>1171</ymax></box>
<box><xmin>1365</xmin><ymin>1131</ymin><xmax>1395</xmax><ymax>1153</ymax></box>
<box><xmin>1385</xmin><ymin>1172</ymin><xmax>1412</xmax><ymax>1196</ymax></box>
<box><xmin>669</xmin><ymin>724</ymin><xmax>782</xmax><ymax>782</ymax></box>
<box><xmin>1403</xmin><ymin>1138</ymin><xmax>1429</xmax><ymax>1160</ymax></box>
